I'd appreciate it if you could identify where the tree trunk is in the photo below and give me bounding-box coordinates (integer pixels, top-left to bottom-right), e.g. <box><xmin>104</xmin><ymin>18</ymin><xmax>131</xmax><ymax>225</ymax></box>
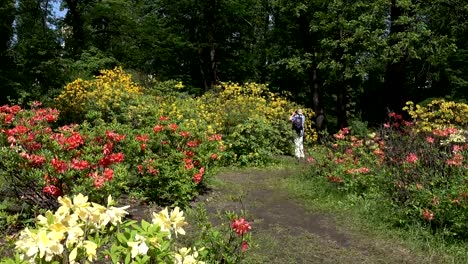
<box><xmin>64</xmin><ymin>0</ymin><xmax>85</xmax><ymax>57</ymax></box>
<box><xmin>384</xmin><ymin>0</ymin><xmax>407</xmax><ymax>112</ymax></box>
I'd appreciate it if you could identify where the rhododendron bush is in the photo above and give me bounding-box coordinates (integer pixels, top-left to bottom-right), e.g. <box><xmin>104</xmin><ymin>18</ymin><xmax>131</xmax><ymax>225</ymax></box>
<box><xmin>0</xmin><ymin>103</ymin><xmax>222</xmax><ymax>213</ymax></box>
<box><xmin>306</xmin><ymin>105</ymin><xmax>468</xmax><ymax>239</ymax></box>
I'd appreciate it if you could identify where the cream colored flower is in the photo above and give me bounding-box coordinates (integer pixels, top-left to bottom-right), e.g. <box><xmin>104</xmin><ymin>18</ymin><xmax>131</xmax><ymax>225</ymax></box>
<box><xmin>127</xmin><ymin>234</ymin><xmax>149</xmax><ymax>258</ymax></box>
<box><xmin>169</xmin><ymin>207</ymin><xmax>187</xmax><ymax>237</ymax></box>
<box><xmin>152</xmin><ymin>207</ymin><xmax>172</xmax><ymax>237</ymax></box>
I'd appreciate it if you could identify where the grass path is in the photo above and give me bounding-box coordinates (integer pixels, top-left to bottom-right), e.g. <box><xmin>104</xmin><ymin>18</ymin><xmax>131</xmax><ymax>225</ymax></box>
<box><xmin>194</xmin><ymin>162</ymin><xmax>447</xmax><ymax>264</ymax></box>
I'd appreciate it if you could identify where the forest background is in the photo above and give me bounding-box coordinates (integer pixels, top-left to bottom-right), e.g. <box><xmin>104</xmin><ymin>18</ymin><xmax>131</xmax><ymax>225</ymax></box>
<box><xmin>2</xmin><ymin>0</ymin><xmax>467</xmax><ymax>130</ymax></box>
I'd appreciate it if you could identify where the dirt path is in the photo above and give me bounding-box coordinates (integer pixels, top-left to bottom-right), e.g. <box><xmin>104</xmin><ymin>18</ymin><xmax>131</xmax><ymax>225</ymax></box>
<box><xmin>196</xmin><ymin>166</ymin><xmax>437</xmax><ymax>264</ymax></box>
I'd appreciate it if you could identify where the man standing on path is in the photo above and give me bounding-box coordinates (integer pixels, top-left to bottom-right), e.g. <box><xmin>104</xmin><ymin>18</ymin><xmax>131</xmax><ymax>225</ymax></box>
<box><xmin>289</xmin><ymin>109</ymin><xmax>305</xmax><ymax>159</ymax></box>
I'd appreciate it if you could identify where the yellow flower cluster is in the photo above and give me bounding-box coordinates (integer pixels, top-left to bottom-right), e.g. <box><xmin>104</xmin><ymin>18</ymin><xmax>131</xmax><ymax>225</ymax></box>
<box><xmin>197</xmin><ymin>82</ymin><xmax>317</xmax><ymax>141</ymax></box>
<box><xmin>15</xmin><ymin>194</ymin><xmax>129</xmax><ymax>263</ymax></box>
<box><xmin>403</xmin><ymin>99</ymin><xmax>468</xmax><ymax>132</ymax></box>
<box><xmin>13</xmin><ymin>193</ymin><xmax>194</xmax><ymax>264</ymax></box>
<box><xmin>55</xmin><ymin>67</ymin><xmax>141</xmax><ymax>118</ymax></box>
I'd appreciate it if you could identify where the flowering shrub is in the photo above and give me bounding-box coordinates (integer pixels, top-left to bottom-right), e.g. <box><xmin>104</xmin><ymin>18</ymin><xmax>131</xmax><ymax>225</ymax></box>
<box><xmin>0</xmin><ymin>103</ymin><xmax>222</xmax><ymax>213</ymax></box>
<box><xmin>0</xmin><ymin>104</ymin><xmax>131</xmax><ymax>208</ymax></box>
<box><xmin>123</xmin><ymin>116</ymin><xmax>223</xmax><ymax>206</ymax></box>
<box><xmin>184</xmin><ymin>206</ymin><xmax>253</xmax><ymax>264</ymax></box>
<box><xmin>54</xmin><ymin>67</ymin><xmax>141</xmax><ymax>122</ymax></box>
<box><xmin>403</xmin><ymin>99</ymin><xmax>468</xmax><ymax>132</ymax></box>
<box><xmin>2</xmin><ymin>194</ymin><xmax>213</xmax><ymax>263</ymax></box>
<box><xmin>379</xmin><ymin>114</ymin><xmax>468</xmax><ymax>237</ymax></box>
<box><xmin>308</xmin><ymin>110</ymin><xmax>468</xmax><ymax>239</ymax></box>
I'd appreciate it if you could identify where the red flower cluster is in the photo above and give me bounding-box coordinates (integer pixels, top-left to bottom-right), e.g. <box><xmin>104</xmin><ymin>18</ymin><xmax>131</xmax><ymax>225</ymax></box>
<box><xmin>346</xmin><ymin>167</ymin><xmax>370</xmax><ymax>174</ymax></box>
<box><xmin>43</xmin><ymin>185</ymin><xmax>62</xmax><ymax>197</ymax></box>
<box><xmin>327</xmin><ymin>175</ymin><xmax>343</xmax><ymax>183</ymax></box>
<box><xmin>231</xmin><ymin>218</ymin><xmax>252</xmax><ymax>236</ymax></box>
<box><xmin>153</xmin><ymin>125</ymin><xmax>164</xmax><ymax>133</ymax></box>
<box><xmin>422</xmin><ymin>209</ymin><xmax>434</xmax><ymax>221</ymax></box>
<box><xmin>192</xmin><ymin>167</ymin><xmax>205</xmax><ymax>184</ymax></box>
<box><xmin>51</xmin><ymin>158</ymin><xmax>69</xmax><ymax>173</ymax></box>
<box><xmin>405</xmin><ymin>153</ymin><xmax>418</xmax><ymax>164</ymax></box>
<box><xmin>208</xmin><ymin>134</ymin><xmax>222</xmax><ymax>141</ymax></box>
<box><xmin>105</xmin><ymin>131</ymin><xmax>126</xmax><ymax>142</ymax></box>
<box><xmin>168</xmin><ymin>123</ymin><xmax>179</xmax><ymax>131</ymax></box>
<box><xmin>88</xmin><ymin>168</ymin><xmax>114</xmax><ymax>188</ymax></box>
<box><xmin>333</xmin><ymin>127</ymin><xmax>350</xmax><ymax>140</ymax></box>
<box><xmin>433</xmin><ymin>127</ymin><xmax>458</xmax><ymax>137</ymax></box>
<box><xmin>187</xmin><ymin>140</ymin><xmax>201</xmax><ymax>148</ymax></box>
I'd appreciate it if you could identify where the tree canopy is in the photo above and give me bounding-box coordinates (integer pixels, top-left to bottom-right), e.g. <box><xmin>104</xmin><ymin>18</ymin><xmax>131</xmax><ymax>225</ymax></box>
<box><xmin>2</xmin><ymin>0</ymin><xmax>468</xmax><ymax>130</ymax></box>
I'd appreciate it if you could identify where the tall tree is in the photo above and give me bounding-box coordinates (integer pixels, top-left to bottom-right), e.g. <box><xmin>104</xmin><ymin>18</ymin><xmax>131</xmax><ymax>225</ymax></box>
<box><xmin>13</xmin><ymin>0</ymin><xmax>65</xmax><ymax>98</ymax></box>
<box><xmin>0</xmin><ymin>0</ymin><xmax>16</xmax><ymax>101</ymax></box>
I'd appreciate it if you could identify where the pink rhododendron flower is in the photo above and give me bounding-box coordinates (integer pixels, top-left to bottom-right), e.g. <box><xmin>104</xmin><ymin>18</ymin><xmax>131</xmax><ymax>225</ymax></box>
<box><xmin>241</xmin><ymin>241</ymin><xmax>249</xmax><ymax>252</ymax></box>
<box><xmin>159</xmin><ymin>116</ymin><xmax>170</xmax><ymax>121</ymax></box>
<box><xmin>426</xmin><ymin>136</ymin><xmax>434</xmax><ymax>143</ymax></box>
<box><xmin>211</xmin><ymin>153</ymin><xmax>218</xmax><ymax>160</ymax></box>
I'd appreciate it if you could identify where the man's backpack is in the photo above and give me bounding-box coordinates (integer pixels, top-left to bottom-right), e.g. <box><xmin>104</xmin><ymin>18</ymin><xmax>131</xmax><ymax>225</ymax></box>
<box><xmin>292</xmin><ymin>114</ymin><xmax>303</xmax><ymax>134</ymax></box>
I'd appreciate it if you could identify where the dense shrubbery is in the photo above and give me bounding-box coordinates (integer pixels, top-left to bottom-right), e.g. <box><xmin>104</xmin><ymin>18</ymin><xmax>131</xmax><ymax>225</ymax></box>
<box><xmin>305</xmin><ymin>99</ymin><xmax>468</xmax><ymax>239</ymax></box>
<box><xmin>1</xmin><ymin>68</ymin><xmax>313</xmax><ymax>262</ymax></box>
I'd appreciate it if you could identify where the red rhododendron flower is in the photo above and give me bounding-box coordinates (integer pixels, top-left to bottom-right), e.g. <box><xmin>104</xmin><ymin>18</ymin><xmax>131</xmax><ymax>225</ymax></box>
<box><xmin>109</xmin><ymin>152</ymin><xmax>124</xmax><ymax>163</ymax></box>
<box><xmin>153</xmin><ymin>125</ymin><xmax>164</xmax><ymax>133</ymax></box>
<box><xmin>199</xmin><ymin>167</ymin><xmax>205</xmax><ymax>175</ymax></box>
<box><xmin>179</xmin><ymin>131</ymin><xmax>190</xmax><ymax>137</ymax></box>
<box><xmin>29</xmin><ymin>154</ymin><xmax>47</xmax><ymax>167</ymax></box>
<box><xmin>406</xmin><ymin>153</ymin><xmax>418</xmax><ymax>163</ymax></box>
<box><xmin>193</xmin><ymin>173</ymin><xmax>202</xmax><ymax>183</ymax></box>
<box><xmin>4</xmin><ymin>114</ymin><xmax>14</xmax><ymax>124</ymax></box>
<box><xmin>140</xmin><ymin>143</ymin><xmax>146</xmax><ymax>151</ymax></box>
<box><xmin>103</xmin><ymin>142</ymin><xmax>114</xmax><ymax>155</ymax></box>
<box><xmin>210</xmin><ymin>153</ymin><xmax>218</xmax><ymax>160</ymax></box>
<box><xmin>94</xmin><ymin>177</ymin><xmax>105</xmax><ymax>189</ymax></box>
<box><xmin>159</xmin><ymin>116</ymin><xmax>170</xmax><ymax>121</ymax></box>
<box><xmin>231</xmin><ymin>218</ymin><xmax>252</xmax><ymax>236</ymax></box>
<box><xmin>51</xmin><ymin>158</ymin><xmax>69</xmax><ymax>173</ymax></box>
<box><xmin>208</xmin><ymin>134</ymin><xmax>222</xmax><ymax>141</ymax></box>
<box><xmin>187</xmin><ymin>140</ymin><xmax>200</xmax><ymax>148</ymax></box>
<box><xmin>43</xmin><ymin>185</ymin><xmax>62</xmax><ymax>197</ymax></box>
<box><xmin>168</xmin><ymin>123</ymin><xmax>178</xmax><ymax>131</ymax></box>
<box><xmin>241</xmin><ymin>241</ymin><xmax>249</xmax><ymax>252</ymax></box>
<box><xmin>185</xmin><ymin>151</ymin><xmax>195</xmax><ymax>158</ymax></box>
<box><xmin>65</xmin><ymin>132</ymin><xmax>84</xmax><ymax>150</ymax></box>
<box><xmin>103</xmin><ymin>168</ymin><xmax>114</xmax><ymax>181</ymax></box>
<box><xmin>136</xmin><ymin>134</ymin><xmax>149</xmax><ymax>142</ymax></box>
<box><xmin>426</xmin><ymin>136</ymin><xmax>434</xmax><ymax>144</ymax></box>
<box><xmin>422</xmin><ymin>209</ymin><xmax>434</xmax><ymax>221</ymax></box>
<box><xmin>137</xmin><ymin>164</ymin><xmax>144</xmax><ymax>174</ymax></box>
<box><xmin>105</xmin><ymin>131</ymin><xmax>126</xmax><ymax>142</ymax></box>
<box><xmin>71</xmin><ymin>159</ymin><xmax>90</xmax><ymax>170</ymax></box>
